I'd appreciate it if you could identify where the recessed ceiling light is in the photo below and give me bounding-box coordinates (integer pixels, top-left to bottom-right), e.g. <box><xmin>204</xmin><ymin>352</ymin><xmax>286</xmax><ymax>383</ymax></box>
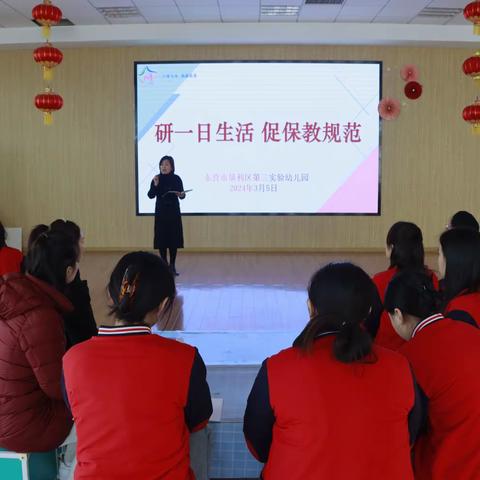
<box><xmin>261</xmin><ymin>6</ymin><xmax>300</xmax><ymax>16</ymax></box>
<box><xmin>96</xmin><ymin>6</ymin><xmax>141</xmax><ymax>19</ymax></box>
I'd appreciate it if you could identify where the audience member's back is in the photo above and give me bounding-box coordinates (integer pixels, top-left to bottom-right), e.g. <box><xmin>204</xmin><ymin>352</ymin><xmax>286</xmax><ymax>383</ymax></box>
<box><xmin>385</xmin><ymin>270</ymin><xmax>480</xmax><ymax>479</ymax></box>
<box><xmin>244</xmin><ymin>263</ymin><xmax>421</xmax><ymax>480</ymax></box>
<box><xmin>63</xmin><ymin>252</ymin><xmax>212</xmax><ymax>480</ymax></box>
<box><xmin>0</xmin><ymin>229</ymin><xmax>77</xmax><ymax>452</ymax></box>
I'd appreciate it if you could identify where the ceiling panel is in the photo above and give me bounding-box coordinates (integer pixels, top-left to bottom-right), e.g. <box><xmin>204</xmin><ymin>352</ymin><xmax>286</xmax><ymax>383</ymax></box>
<box><xmin>109</xmin><ymin>15</ymin><xmax>147</xmax><ymax>24</ymax></box>
<box><xmin>221</xmin><ymin>7</ymin><xmax>259</xmax><ymax>22</ymax></box>
<box><xmin>0</xmin><ymin>1</ymin><xmax>32</xmax><ymax>27</ymax></box>
<box><xmin>337</xmin><ymin>6</ymin><xmax>384</xmax><ymax>21</ymax></box>
<box><xmin>89</xmin><ymin>0</ymin><xmax>134</xmax><ymax>7</ymax></box>
<box><xmin>298</xmin><ymin>5</ymin><xmax>342</xmax><ymax>21</ymax></box>
<box><xmin>429</xmin><ymin>0</ymin><xmax>469</xmax><ymax>6</ymax></box>
<box><xmin>447</xmin><ymin>13</ymin><xmax>468</xmax><ymax>25</ymax></box>
<box><xmin>139</xmin><ymin>6</ymin><xmax>183</xmax><ymax>22</ymax></box>
<box><xmin>375</xmin><ymin>0</ymin><xmax>431</xmax><ymax>17</ymax></box>
<box><xmin>180</xmin><ymin>6</ymin><xmax>221</xmax><ymax>22</ymax></box>
<box><xmin>344</xmin><ymin>0</ymin><xmax>389</xmax><ymax>5</ymax></box>
<box><xmin>134</xmin><ymin>0</ymin><xmax>177</xmax><ymax>5</ymax></box>
<box><xmin>0</xmin><ymin>0</ymin><xmax>472</xmax><ymax>27</ymax></box>
<box><xmin>410</xmin><ymin>15</ymin><xmax>450</xmax><ymax>24</ymax></box>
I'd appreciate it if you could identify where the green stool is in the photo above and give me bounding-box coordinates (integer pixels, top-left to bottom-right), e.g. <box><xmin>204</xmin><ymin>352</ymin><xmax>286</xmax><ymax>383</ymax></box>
<box><xmin>0</xmin><ymin>447</ymin><xmax>57</xmax><ymax>480</ymax></box>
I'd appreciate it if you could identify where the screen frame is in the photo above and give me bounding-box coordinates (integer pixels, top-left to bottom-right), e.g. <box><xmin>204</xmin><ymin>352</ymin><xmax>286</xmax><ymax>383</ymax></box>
<box><xmin>134</xmin><ymin>60</ymin><xmax>383</xmax><ymax>217</ymax></box>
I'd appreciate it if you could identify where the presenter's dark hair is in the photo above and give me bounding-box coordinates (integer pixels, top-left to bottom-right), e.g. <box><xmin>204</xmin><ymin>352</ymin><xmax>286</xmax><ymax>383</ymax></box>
<box><xmin>159</xmin><ymin>155</ymin><xmax>175</xmax><ymax>173</ymax></box>
<box><xmin>384</xmin><ymin>270</ymin><xmax>439</xmax><ymax>320</ymax></box>
<box><xmin>294</xmin><ymin>262</ymin><xmax>376</xmax><ymax>363</ymax></box>
<box><xmin>25</xmin><ymin>229</ymin><xmax>79</xmax><ymax>291</ymax></box>
<box><xmin>449</xmin><ymin>210</ymin><xmax>479</xmax><ymax>232</ymax></box>
<box><xmin>50</xmin><ymin>219</ymin><xmax>81</xmax><ymax>244</ymax></box>
<box><xmin>0</xmin><ymin>222</ymin><xmax>5</xmax><ymax>249</ymax></box>
<box><xmin>386</xmin><ymin>221</ymin><xmax>425</xmax><ymax>270</ymax></box>
<box><xmin>27</xmin><ymin>224</ymin><xmax>49</xmax><ymax>251</ymax></box>
<box><xmin>440</xmin><ymin>228</ymin><xmax>480</xmax><ymax>304</ymax></box>
<box><xmin>108</xmin><ymin>251</ymin><xmax>176</xmax><ymax>325</ymax></box>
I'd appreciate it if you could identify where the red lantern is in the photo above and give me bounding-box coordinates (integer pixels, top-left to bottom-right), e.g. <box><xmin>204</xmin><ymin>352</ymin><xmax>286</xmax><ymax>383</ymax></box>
<box><xmin>34</xmin><ymin>89</ymin><xmax>63</xmax><ymax>125</ymax></box>
<box><xmin>404</xmin><ymin>81</ymin><xmax>423</xmax><ymax>100</ymax></box>
<box><xmin>33</xmin><ymin>44</ymin><xmax>63</xmax><ymax>82</ymax></box>
<box><xmin>32</xmin><ymin>0</ymin><xmax>62</xmax><ymax>40</ymax></box>
<box><xmin>463</xmin><ymin>52</ymin><xmax>480</xmax><ymax>86</ymax></box>
<box><xmin>464</xmin><ymin>1</ymin><xmax>480</xmax><ymax>35</ymax></box>
<box><xmin>463</xmin><ymin>99</ymin><xmax>480</xmax><ymax>134</ymax></box>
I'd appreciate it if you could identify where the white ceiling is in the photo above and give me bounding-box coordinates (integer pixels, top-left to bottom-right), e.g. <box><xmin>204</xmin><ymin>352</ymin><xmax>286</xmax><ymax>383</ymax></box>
<box><xmin>0</xmin><ymin>0</ymin><xmax>471</xmax><ymax>28</ymax></box>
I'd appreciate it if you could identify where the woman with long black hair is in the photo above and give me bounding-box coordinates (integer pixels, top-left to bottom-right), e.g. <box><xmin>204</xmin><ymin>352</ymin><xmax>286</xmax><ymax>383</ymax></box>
<box><xmin>0</xmin><ymin>229</ymin><xmax>78</xmax><ymax>452</ymax></box>
<box><xmin>373</xmin><ymin>221</ymin><xmax>438</xmax><ymax>350</ymax></box>
<box><xmin>244</xmin><ymin>262</ymin><xmax>422</xmax><ymax>480</ymax></box>
<box><xmin>439</xmin><ymin>227</ymin><xmax>480</xmax><ymax>325</ymax></box>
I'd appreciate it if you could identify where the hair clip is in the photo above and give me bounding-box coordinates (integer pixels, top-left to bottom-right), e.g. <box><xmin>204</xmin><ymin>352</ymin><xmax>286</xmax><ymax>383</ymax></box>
<box><xmin>119</xmin><ymin>269</ymin><xmax>139</xmax><ymax>304</ymax></box>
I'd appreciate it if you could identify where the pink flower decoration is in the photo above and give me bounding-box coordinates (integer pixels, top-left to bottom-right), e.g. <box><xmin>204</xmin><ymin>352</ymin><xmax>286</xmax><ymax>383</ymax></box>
<box><xmin>400</xmin><ymin>64</ymin><xmax>419</xmax><ymax>82</ymax></box>
<box><xmin>378</xmin><ymin>98</ymin><xmax>401</xmax><ymax>120</ymax></box>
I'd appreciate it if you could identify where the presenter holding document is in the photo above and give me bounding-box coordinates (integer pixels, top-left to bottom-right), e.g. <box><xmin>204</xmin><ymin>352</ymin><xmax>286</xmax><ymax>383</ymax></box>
<box><xmin>148</xmin><ymin>155</ymin><xmax>186</xmax><ymax>276</ymax></box>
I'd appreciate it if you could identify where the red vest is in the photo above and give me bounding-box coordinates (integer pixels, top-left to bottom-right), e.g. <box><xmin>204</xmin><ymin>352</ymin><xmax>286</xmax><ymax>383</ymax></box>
<box><xmin>0</xmin><ymin>246</ymin><xmax>22</xmax><ymax>277</ymax></box>
<box><xmin>445</xmin><ymin>292</ymin><xmax>480</xmax><ymax>327</ymax></box>
<box><xmin>263</xmin><ymin>337</ymin><xmax>415</xmax><ymax>480</ymax></box>
<box><xmin>399</xmin><ymin>315</ymin><xmax>480</xmax><ymax>479</ymax></box>
<box><xmin>63</xmin><ymin>328</ymin><xmax>197</xmax><ymax>480</ymax></box>
<box><xmin>373</xmin><ymin>268</ymin><xmax>439</xmax><ymax>350</ymax></box>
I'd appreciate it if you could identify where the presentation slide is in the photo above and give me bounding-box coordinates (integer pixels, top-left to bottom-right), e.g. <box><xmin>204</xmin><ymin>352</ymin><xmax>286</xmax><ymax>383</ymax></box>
<box><xmin>135</xmin><ymin>61</ymin><xmax>381</xmax><ymax>215</ymax></box>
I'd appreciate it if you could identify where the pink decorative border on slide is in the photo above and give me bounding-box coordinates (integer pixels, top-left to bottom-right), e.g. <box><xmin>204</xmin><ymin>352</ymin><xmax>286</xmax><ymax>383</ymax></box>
<box><xmin>317</xmin><ymin>148</ymin><xmax>379</xmax><ymax>213</ymax></box>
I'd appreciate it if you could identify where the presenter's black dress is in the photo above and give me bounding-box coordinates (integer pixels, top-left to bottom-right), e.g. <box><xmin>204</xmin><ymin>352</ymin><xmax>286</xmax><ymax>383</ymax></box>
<box><xmin>147</xmin><ymin>173</ymin><xmax>184</xmax><ymax>249</ymax></box>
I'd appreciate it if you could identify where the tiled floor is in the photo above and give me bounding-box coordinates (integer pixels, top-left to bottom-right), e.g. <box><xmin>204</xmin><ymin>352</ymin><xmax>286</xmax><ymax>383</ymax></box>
<box><xmin>81</xmin><ymin>251</ymin><xmax>439</xmax><ymax>329</ymax></box>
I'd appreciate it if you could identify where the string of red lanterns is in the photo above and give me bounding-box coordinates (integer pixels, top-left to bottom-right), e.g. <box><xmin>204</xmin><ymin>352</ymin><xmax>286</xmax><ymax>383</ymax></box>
<box><xmin>32</xmin><ymin>1</ymin><xmax>63</xmax><ymax>125</ymax></box>
<box><xmin>462</xmin><ymin>3</ymin><xmax>480</xmax><ymax>134</ymax></box>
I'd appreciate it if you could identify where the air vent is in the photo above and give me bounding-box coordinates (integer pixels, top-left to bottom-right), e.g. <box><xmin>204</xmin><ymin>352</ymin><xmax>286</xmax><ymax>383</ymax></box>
<box><xmin>305</xmin><ymin>0</ymin><xmax>344</xmax><ymax>4</ymax></box>
<box><xmin>417</xmin><ymin>7</ymin><xmax>463</xmax><ymax>18</ymax></box>
<box><xmin>96</xmin><ymin>6</ymin><xmax>141</xmax><ymax>19</ymax></box>
<box><xmin>32</xmin><ymin>18</ymin><xmax>74</xmax><ymax>26</ymax></box>
<box><xmin>261</xmin><ymin>6</ymin><xmax>300</xmax><ymax>16</ymax></box>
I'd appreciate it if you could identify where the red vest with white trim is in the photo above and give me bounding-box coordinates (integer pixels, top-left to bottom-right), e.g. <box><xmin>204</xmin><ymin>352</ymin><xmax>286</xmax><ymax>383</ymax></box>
<box><xmin>63</xmin><ymin>326</ymin><xmax>197</xmax><ymax>480</ymax></box>
<box><xmin>399</xmin><ymin>314</ymin><xmax>480</xmax><ymax>480</ymax></box>
<box><xmin>262</xmin><ymin>336</ymin><xmax>415</xmax><ymax>480</ymax></box>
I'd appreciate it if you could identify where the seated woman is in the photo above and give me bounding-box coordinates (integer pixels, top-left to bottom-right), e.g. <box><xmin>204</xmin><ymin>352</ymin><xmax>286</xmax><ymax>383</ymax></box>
<box><xmin>0</xmin><ymin>229</ymin><xmax>78</xmax><ymax>451</ymax></box>
<box><xmin>49</xmin><ymin>219</ymin><xmax>97</xmax><ymax>348</ymax></box>
<box><xmin>0</xmin><ymin>222</ymin><xmax>23</xmax><ymax>276</ymax></box>
<box><xmin>385</xmin><ymin>270</ymin><xmax>480</xmax><ymax>479</ymax></box>
<box><xmin>439</xmin><ymin>227</ymin><xmax>480</xmax><ymax>325</ymax></box>
<box><xmin>373</xmin><ymin>221</ymin><xmax>438</xmax><ymax>350</ymax></box>
<box><xmin>63</xmin><ymin>251</ymin><xmax>212</xmax><ymax>480</ymax></box>
<box><xmin>244</xmin><ymin>262</ymin><xmax>423</xmax><ymax>480</ymax></box>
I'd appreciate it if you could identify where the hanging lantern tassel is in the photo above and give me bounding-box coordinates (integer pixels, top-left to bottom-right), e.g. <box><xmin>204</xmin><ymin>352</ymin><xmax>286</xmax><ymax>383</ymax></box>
<box><xmin>32</xmin><ymin>1</ymin><xmax>62</xmax><ymax>41</ymax></box>
<box><xmin>43</xmin><ymin>111</ymin><xmax>53</xmax><ymax>125</ymax></box>
<box><xmin>34</xmin><ymin>89</ymin><xmax>63</xmax><ymax>126</ymax></box>
<box><xmin>33</xmin><ymin>44</ymin><xmax>63</xmax><ymax>82</ymax></box>
<box><xmin>463</xmin><ymin>100</ymin><xmax>480</xmax><ymax>135</ymax></box>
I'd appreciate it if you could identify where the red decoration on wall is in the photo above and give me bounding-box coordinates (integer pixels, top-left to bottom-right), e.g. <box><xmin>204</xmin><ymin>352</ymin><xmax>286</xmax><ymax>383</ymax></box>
<box><xmin>464</xmin><ymin>1</ymin><xmax>480</xmax><ymax>35</ymax></box>
<box><xmin>400</xmin><ymin>64</ymin><xmax>419</xmax><ymax>82</ymax></box>
<box><xmin>34</xmin><ymin>89</ymin><xmax>63</xmax><ymax>125</ymax></box>
<box><xmin>404</xmin><ymin>81</ymin><xmax>423</xmax><ymax>100</ymax></box>
<box><xmin>33</xmin><ymin>44</ymin><xmax>63</xmax><ymax>81</ymax></box>
<box><xmin>463</xmin><ymin>52</ymin><xmax>480</xmax><ymax>85</ymax></box>
<box><xmin>463</xmin><ymin>99</ymin><xmax>480</xmax><ymax>134</ymax></box>
<box><xmin>378</xmin><ymin>98</ymin><xmax>401</xmax><ymax>120</ymax></box>
<box><xmin>32</xmin><ymin>0</ymin><xmax>62</xmax><ymax>40</ymax></box>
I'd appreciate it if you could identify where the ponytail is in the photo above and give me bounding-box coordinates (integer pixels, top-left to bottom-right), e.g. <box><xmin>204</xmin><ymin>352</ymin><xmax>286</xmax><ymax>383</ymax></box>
<box><xmin>294</xmin><ymin>263</ymin><xmax>377</xmax><ymax>364</ymax></box>
<box><xmin>25</xmin><ymin>229</ymin><xmax>79</xmax><ymax>291</ymax></box>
